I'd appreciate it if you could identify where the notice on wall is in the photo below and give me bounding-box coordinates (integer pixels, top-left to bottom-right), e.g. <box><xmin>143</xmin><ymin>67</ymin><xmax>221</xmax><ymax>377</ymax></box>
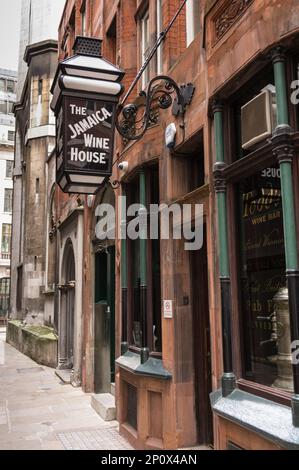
<box><xmin>163</xmin><ymin>300</ymin><xmax>173</xmax><ymax>319</ymax></box>
<box><xmin>61</xmin><ymin>96</ymin><xmax>116</xmax><ymax>176</ymax></box>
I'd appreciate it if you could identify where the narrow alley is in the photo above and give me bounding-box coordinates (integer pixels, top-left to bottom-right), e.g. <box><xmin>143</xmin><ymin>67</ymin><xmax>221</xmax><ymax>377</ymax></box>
<box><xmin>0</xmin><ymin>327</ymin><xmax>132</xmax><ymax>450</ymax></box>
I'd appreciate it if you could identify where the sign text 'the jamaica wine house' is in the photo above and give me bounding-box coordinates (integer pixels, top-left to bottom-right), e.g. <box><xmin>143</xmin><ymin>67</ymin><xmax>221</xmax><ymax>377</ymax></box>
<box><xmin>59</xmin><ymin>96</ymin><xmax>115</xmax><ymax>177</ymax></box>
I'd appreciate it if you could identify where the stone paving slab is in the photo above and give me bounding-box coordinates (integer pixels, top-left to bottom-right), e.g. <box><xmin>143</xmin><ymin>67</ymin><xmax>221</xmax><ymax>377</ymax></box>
<box><xmin>58</xmin><ymin>427</ymin><xmax>134</xmax><ymax>450</ymax></box>
<box><xmin>0</xmin><ymin>328</ymin><xmax>132</xmax><ymax>450</ymax></box>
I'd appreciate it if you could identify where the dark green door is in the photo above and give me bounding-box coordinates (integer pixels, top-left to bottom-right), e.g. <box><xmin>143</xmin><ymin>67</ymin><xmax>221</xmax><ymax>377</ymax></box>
<box><xmin>94</xmin><ymin>246</ymin><xmax>115</xmax><ymax>390</ymax></box>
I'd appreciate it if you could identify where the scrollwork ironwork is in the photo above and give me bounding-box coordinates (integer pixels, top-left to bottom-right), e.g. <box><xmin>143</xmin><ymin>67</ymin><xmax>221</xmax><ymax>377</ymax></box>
<box><xmin>116</xmin><ymin>75</ymin><xmax>194</xmax><ymax>142</ymax></box>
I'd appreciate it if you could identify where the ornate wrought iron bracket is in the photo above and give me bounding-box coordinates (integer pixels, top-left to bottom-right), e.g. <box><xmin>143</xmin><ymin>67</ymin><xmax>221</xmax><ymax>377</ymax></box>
<box><xmin>116</xmin><ymin>75</ymin><xmax>195</xmax><ymax>142</ymax></box>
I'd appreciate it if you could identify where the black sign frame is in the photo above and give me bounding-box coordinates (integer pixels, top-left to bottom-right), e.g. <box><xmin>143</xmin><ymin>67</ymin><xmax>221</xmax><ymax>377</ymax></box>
<box><xmin>55</xmin><ymin>89</ymin><xmax>119</xmax><ymax>194</ymax></box>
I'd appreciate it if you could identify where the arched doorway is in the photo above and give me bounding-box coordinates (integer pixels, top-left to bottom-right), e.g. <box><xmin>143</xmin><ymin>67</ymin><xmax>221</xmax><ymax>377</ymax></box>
<box><xmin>58</xmin><ymin>240</ymin><xmax>75</xmax><ymax>370</ymax></box>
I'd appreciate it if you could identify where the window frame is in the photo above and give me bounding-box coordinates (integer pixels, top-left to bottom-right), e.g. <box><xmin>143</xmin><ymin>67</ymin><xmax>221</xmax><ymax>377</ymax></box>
<box><xmin>140</xmin><ymin>8</ymin><xmax>150</xmax><ymax>90</ymax></box>
<box><xmin>221</xmin><ymin>57</ymin><xmax>299</xmax><ymax>406</ymax></box>
<box><xmin>5</xmin><ymin>160</ymin><xmax>13</xmax><ymax>178</ymax></box>
<box><xmin>1</xmin><ymin>223</ymin><xmax>12</xmax><ymax>255</ymax></box>
<box><xmin>186</xmin><ymin>0</ymin><xmax>201</xmax><ymax>47</ymax></box>
<box><xmin>4</xmin><ymin>188</ymin><xmax>13</xmax><ymax>213</ymax></box>
<box><xmin>125</xmin><ymin>164</ymin><xmax>162</xmax><ymax>356</ymax></box>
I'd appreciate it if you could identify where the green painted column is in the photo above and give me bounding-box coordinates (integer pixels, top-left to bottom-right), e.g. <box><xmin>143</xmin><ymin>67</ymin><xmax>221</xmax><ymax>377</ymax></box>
<box><xmin>271</xmin><ymin>47</ymin><xmax>299</xmax><ymax>426</ymax></box>
<box><xmin>139</xmin><ymin>169</ymin><xmax>147</xmax><ymax>287</ymax></box>
<box><xmin>121</xmin><ymin>192</ymin><xmax>127</xmax><ymax>288</ymax></box>
<box><xmin>121</xmin><ymin>188</ymin><xmax>128</xmax><ymax>352</ymax></box>
<box><xmin>272</xmin><ymin>48</ymin><xmax>298</xmax><ymax>271</ymax></box>
<box><xmin>273</xmin><ymin>49</ymin><xmax>289</xmax><ymax>127</ymax></box>
<box><xmin>213</xmin><ymin>101</ymin><xmax>235</xmax><ymax>396</ymax></box>
<box><xmin>139</xmin><ymin>169</ymin><xmax>148</xmax><ymax>357</ymax></box>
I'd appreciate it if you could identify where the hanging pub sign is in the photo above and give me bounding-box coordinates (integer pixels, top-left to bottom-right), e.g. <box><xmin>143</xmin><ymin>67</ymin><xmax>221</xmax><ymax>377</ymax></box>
<box><xmin>51</xmin><ymin>36</ymin><xmax>124</xmax><ymax>194</ymax></box>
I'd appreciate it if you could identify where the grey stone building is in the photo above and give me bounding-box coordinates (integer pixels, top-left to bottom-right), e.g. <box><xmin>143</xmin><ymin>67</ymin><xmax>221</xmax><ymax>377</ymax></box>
<box><xmin>8</xmin><ymin>0</ymin><xmax>64</xmax><ymax>366</ymax></box>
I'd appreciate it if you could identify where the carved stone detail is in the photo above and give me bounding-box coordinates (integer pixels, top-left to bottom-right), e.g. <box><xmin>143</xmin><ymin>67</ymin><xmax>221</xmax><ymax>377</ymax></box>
<box><xmin>214</xmin><ymin>0</ymin><xmax>253</xmax><ymax>41</ymax></box>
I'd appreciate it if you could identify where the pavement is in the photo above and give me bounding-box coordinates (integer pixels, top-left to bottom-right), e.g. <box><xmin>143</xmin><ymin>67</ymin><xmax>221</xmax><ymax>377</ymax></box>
<box><xmin>0</xmin><ymin>327</ymin><xmax>133</xmax><ymax>450</ymax></box>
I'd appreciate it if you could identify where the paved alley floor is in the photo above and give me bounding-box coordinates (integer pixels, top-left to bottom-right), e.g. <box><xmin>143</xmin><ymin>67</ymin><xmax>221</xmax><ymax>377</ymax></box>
<box><xmin>0</xmin><ymin>327</ymin><xmax>133</xmax><ymax>450</ymax></box>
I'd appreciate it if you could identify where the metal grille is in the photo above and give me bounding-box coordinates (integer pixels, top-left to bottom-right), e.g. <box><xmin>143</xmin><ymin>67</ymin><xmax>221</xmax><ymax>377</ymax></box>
<box><xmin>73</xmin><ymin>37</ymin><xmax>102</xmax><ymax>57</ymax></box>
<box><xmin>127</xmin><ymin>383</ymin><xmax>137</xmax><ymax>430</ymax></box>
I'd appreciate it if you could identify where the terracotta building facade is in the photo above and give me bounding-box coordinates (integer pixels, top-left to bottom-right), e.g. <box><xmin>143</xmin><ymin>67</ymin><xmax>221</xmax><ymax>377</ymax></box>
<box><xmin>54</xmin><ymin>0</ymin><xmax>299</xmax><ymax>450</ymax></box>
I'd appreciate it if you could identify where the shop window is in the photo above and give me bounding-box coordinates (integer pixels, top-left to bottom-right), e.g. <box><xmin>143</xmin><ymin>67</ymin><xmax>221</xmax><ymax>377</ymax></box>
<box><xmin>186</xmin><ymin>0</ymin><xmax>201</xmax><ymax>47</ymax></box>
<box><xmin>4</xmin><ymin>189</ymin><xmax>12</xmax><ymax>213</ymax></box>
<box><xmin>236</xmin><ymin>166</ymin><xmax>291</xmax><ymax>390</ymax></box>
<box><xmin>127</xmin><ymin>165</ymin><xmax>162</xmax><ymax>353</ymax></box>
<box><xmin>220</xmin><ymin>63</ymin><xmax>295</xmax><ymax>396</ymax></box>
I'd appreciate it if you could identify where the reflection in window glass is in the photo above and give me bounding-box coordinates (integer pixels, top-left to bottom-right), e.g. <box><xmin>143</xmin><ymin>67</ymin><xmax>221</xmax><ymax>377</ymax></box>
<box><xmin>237</xmin><ymin>166</ymin><xmax>293</xmax><ymax>391</ymax></box>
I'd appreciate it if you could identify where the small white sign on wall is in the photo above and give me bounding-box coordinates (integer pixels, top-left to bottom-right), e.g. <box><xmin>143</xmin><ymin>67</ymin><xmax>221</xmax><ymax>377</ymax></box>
<box><xmin>163</xmin><ymin>300</ymin><xmax>173</xmax><ymax>319</ymax></box>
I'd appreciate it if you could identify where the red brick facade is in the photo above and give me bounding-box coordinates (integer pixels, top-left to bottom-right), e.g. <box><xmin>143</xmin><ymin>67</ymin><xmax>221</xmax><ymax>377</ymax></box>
<box><xmin>55</xmin><ymin>0</ymin><xmax>299</xmax><ymax>450</ymax></box>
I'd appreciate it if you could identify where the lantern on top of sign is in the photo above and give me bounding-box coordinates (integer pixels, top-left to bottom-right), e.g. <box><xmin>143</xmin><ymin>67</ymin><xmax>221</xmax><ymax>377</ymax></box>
<box><xmin>50</xmin><ymin>37</ymin><xmax>124</xmax><ymax>194</ymax></box>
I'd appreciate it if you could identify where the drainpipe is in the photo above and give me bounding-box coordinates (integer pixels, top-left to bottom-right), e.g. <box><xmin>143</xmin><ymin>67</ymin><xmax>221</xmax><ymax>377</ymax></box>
<box><xmin>139</xmin><ymin>169</ymin><xmax>149</xmax><ymax>364</ymax></box>
<box><xmin>121</xmin><ymin>186</ymin><xmax>128</xmax><ymax>355</ymax></box>
<box><xmin>213</xmin><ymin>102</ymin><xmax>236</xmax><ymax>397</ymax></box>
<box><xmin>271</xmin><ymin>47</ymin><xmax>299</xmax><ymax>427</ymax></box>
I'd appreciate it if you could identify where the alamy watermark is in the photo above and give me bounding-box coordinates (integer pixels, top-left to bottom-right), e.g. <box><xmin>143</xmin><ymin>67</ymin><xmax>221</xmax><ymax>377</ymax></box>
<box><xmin>95</xmin><ymin>196</ymin><xmax>203</xmax><ymax>251</ymax></box>
<box><xmin>290</xmin><ymin>80</ymin><xmax>299</xmax><ymax>105</ymax></box>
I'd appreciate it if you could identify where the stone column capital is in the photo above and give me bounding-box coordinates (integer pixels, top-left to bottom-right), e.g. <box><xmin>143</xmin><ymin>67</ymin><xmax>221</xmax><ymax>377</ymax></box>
<box><xmin>270</xmin><ymin>46</ymin><xmax>287</xmax><ymax>64</ymax></box>
<box><xmin>212</xmin><ymin>99</ymin><xmax>224</xmax><ymax>115</ymax></box>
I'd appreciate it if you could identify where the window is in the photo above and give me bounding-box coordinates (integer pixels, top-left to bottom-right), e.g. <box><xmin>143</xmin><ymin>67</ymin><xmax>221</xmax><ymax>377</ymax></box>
<box><xmin>4</xmin><ymin>189</ymin><xmax>13</xmax><ymax>213</ymax></box>
<box><xmin>38</xmin><ymin>79</ymin><xmax>43</xmax><ymax>96</ymax></box>
<box><xmin>223</xmin><ymin>65</ymin><xmax>294</xmax><ymax>394</ymax></box>
<box><xmin>7</xmin><ymin>80</ymin><xmax>15</xmax><ymax>93</ymax></box>
<box><xmin>0</xmin><ymin>100</ymin><xmax>6</xmax><ymax>114</ymax></box>
<box><xmin>156</xmin><ymin>0</ymin><xmax>163</xmax><ymax>74</ymax></box>
<box><xmin>236</xmin><ymin>166</ymin><xmax>289</xmax><ymax>390</ymax></box>
<box><xmin>7</xmin><ymin>102</ymin><xmax>13</xmax><ymax>114</ymax></box>
<box><xmin>81</xmin><ymin>2</ymin><xmax>86</xmax><ymax>36</ymax></box>
<box><xmin>141</xmin><ymin>10</ymin><xmax>150</xmax><ymax>89</ymax></box>
<box><xmin>5</xmin><ymin>161</ymin><xmax>13</xmax><ymax>178</ymax></box>
<box><xmin>8</xmin><ymin>131</ymin><xmax>15</xmax><ymax>142</ymax></box>
<box><xmin>107</xmin><ymin>16</ymin><xmax>117</xmax><ymax>65</ymax></box>
<box><xmin>1</xmin><ymin>224</ymin><xmax>11</xmax><ymax>254</ymax></box>
<box><xmin>0</xmin><ymin>79</ymin><xmax>5</xmax><ymax>92</ymax></box>
<box><xmin>127</xmin><ymin>166</ymin><xmax>162</xmax><ymax>353</ymax></box>
<box><xmin>186</xmin><ymin>0</ymin><xmax>201</xmax><ymax>47</ymax></box>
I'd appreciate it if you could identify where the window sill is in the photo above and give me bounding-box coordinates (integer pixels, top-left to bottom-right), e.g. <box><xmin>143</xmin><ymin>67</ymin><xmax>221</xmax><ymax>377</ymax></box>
<box><xmin>210</xmin><ymin>388</ymin><xmax>299</xmax><ymax>450</ymax></box>
<box><xmin>237</xmin><ymin>378</ymin><xmax>292</xmax><ymax>407</ymax></box>
<box><xmin>115</xmin><ymin>351</ymin><xmax>172</xmax><ymax>380</ymax></box>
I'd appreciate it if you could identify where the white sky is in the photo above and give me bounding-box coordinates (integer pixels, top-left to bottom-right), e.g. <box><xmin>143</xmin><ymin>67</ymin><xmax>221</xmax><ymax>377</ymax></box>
<box><xmin>0</xmin><ymin>0</ymin><xmax>22</xmax><ymax>71</ymax></box>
